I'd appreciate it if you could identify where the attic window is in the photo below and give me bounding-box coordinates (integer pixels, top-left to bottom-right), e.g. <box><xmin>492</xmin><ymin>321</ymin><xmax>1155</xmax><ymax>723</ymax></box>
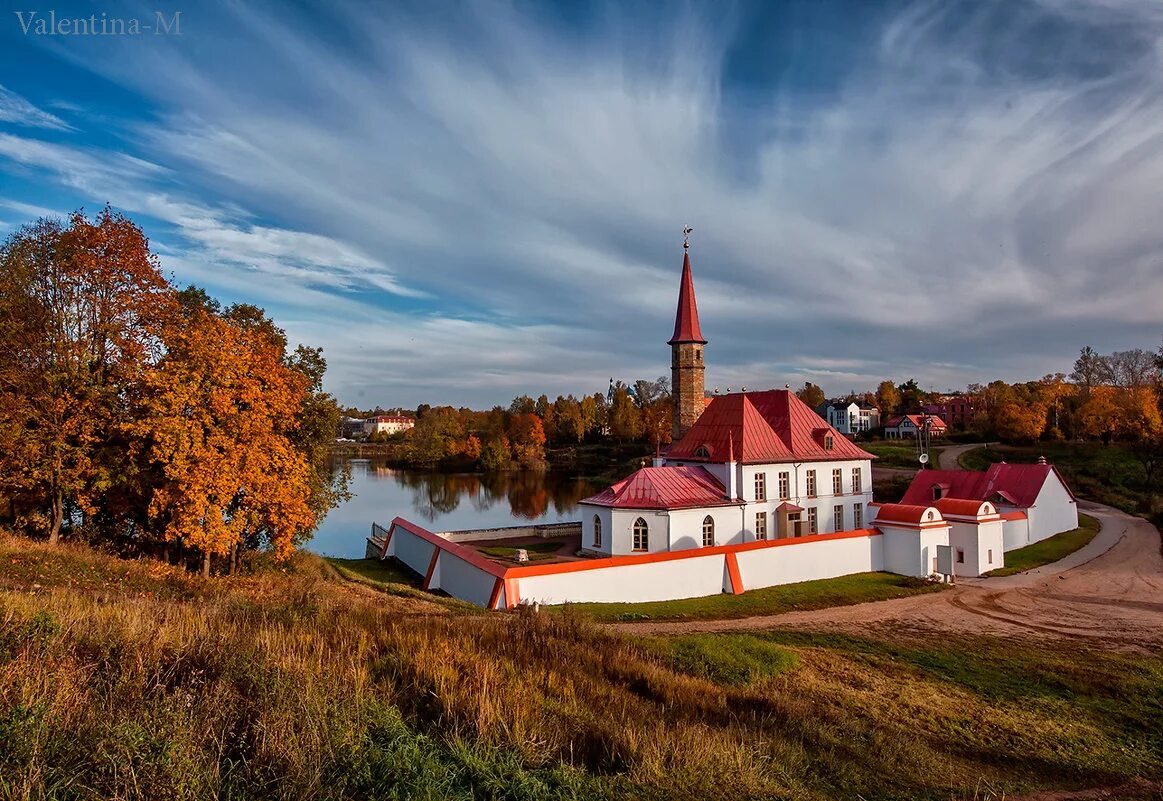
<box><xmin>694</xmin><ymin>445</ymin><xmax>710</xmax><ymax>458</ymax></box>
<box><xmin>932</xmin><ymin>485</ymin><xmax>944</xmax><ymax>501</ymax></box>
<box><xmin>824</xmin><ymin>434</ymin><xmax>834</xmax><ymax>451</ymax></box>
<box><xmin>926</xmin><ymin>510</ymin><xmax>935</xmax><ymax>521</ymax></box>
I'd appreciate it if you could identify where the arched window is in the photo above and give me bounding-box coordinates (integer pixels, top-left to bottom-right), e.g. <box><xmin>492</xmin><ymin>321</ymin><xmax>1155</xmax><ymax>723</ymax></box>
<box><xmin>632</xmin><ymin>517</ymin><xmax>649</xmax><ymax>551</ymax></box>
<box><xmin>702</xmin><ymin>515</ymin><xmax>715</xmax><ymax>547</ymax></box>
<box><xmin>694</xmin><ymin>445</ymin><xmax>710</xmax><ymax>458</ymax></box>
<box><xmin>926</xmin><ymin>510</ymin><xmax>935</xmax><ymax>521</ymax></box>
<box><xmin>593</xmin><ymin>515</ymin><xmax>602</xmax><ymax>547</ymax></box>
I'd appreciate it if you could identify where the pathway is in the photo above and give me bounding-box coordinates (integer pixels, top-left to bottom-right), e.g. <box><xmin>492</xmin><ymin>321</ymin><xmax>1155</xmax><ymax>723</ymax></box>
<box><xmin>614</xmin><ymin>501</ymin><xmax>1163</xmax><ymax>652</ymax></box>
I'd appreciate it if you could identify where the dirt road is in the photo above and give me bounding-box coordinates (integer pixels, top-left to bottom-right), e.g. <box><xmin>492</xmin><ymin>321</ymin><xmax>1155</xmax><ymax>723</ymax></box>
<box><xmin>615</xmin><ymin>501</ymin><xmax>1163</xmax><ymax>651</ymax></box>
<box><xmin>937</xmin><ymin>441</ymin><xmax>993</xmax><ymax>470</ymax></box>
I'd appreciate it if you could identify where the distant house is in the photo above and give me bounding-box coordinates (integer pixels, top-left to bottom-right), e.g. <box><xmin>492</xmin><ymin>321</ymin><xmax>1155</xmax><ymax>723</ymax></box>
<box><xmin>900</xmin><ymin>459</ymin><xmax>1078</xmax><ymax>549</ymax></box>
<box><xmin>819</xmin><ymin>400</ymin><xmax>880</xmax><ymax>435</ymax></box>
<box><xmin>363</xmin><ymin>415</ymin><xmax>416</xmax><ymax>437</ymax></box>
<box><xmin>884</xmin><ymin>414</ymin><xmax>947</xmax><ymax>439</ymax></box>
<box><xmin>923</xmin><ymin>397</ymin><xmax>976</xmax><ymax>429</ymax></box>
<box><xmin>340</xmin><ymin>416</ymin><xmax>366</xmax><ymax>438</ymax></box>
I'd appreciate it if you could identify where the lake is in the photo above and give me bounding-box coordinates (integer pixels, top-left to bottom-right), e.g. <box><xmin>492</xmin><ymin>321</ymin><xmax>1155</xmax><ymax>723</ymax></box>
<box><xmin>307</xmin><ymin>458</ymin><xmax>601</xmax><ymax>558</ymax></box>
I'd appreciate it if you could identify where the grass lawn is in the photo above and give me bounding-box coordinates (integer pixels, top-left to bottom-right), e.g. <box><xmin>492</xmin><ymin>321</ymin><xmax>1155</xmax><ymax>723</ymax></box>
<box><xmin>325</xmin><ymin>556</ymin><xmax>423</xmax><ymax>589</ymax></box>
<box><xmin>863</xmin><ymin>441</ymin><xmax>942</xmax><ymax>469</ymax></box>
<box><xmin>478</xmin><ymin>540</ymin><xmax>565</xmax><ymax>560</ymax></box>
<box><xmin>985</xmin><ymin>513</ymin><xmax>1101</xmax><ymax>577</ymax></box>
<box><xmin>562</xmin><ymin>571</ymin><xmax>944</xmax><ymax>622</ymax></box>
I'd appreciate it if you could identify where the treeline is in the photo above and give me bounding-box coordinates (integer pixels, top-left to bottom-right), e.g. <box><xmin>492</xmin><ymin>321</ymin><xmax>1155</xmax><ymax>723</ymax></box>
<box><xmin>0</xmin><ymin>209</ymin><xmax>347</xmax><ymax>572</ymax></box>
<box><xmin>362</xmin><ymin>378</ymin><xmax>673</xmax><ymax>470</ymax></box>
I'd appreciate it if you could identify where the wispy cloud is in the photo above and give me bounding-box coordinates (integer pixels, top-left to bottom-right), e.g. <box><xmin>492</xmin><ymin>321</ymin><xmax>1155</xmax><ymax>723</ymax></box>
<box><xmin>2</xmin><ymin>1</ymin><xmax>1162</xmax><ymax>406</ymax></box>
<box><xmin>0</xmin><ymin>84</ymin><xmax>73</xmax><ymax>131</ymax></box>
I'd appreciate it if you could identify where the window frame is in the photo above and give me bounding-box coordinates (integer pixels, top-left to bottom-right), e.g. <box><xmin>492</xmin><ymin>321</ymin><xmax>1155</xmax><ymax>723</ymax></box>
<box><xmin>778</xmin><ymin>471</ymin><xmax>790</xmax><ymax>500</ymax></box>
<box><xmin>593</xmin><ymin>515</ymin><xmax>602</xmax><ymax>548</ymax></box>
<box><xmin>833</xmin><ymin>504</ymin><xmax>844</xmax><ymax>531</ymax></box>
<box><xmin>832</xmin><ymin>468</ymin><xmax>843</xmax><ymax>495</ymax></box>
<box><xmin>754</xmin><ymin>472</ymin><xmax>766</xmax><ymax>501</ymax></box>
<box><xmin>632</xmin><ymin>517</ymin><xmax>649</xmax><ymax>552</ymax></box>
<box><xmin>806</xmin><ymin>470</ymin><xmax>817</xmax><ymax>498</ymax></box>
<box><xmin>702</xmin><ymin>515</ymin><xmax>715</xmax><ymax>547</ymax></box>
<box><xmin>807</xmin><ymin>507</ymin><xmax>818</xmax><ymax>534</ymax></box>
<box><xmin>755</xmin><ymin>511</ymin><xmax>767</xmax><ymax>540</ymax></box>
<box><xmin>852</xmin><ymin>468</ymin><xmax>862</xmax><ymax>494</ymax></box>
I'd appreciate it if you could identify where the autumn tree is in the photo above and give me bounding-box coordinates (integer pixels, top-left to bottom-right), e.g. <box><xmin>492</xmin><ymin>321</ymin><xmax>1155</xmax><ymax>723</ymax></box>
<box><xmin>875</xmin><ymin>380</ymin><xmax>901</xmax><ymax>417</ymax></box>
<box><xmin>507</xmin><ymin>413</ymin><xmax>547</xmax><ymax>467</ymax></box>
<box><xmin>609</xmin><ymin>385</ymin><xmax>643</xmax><ymax>441</ymax></box>
<box><xmin>138</xmin><ymin>294</ymin><xmax>317</xmax><ymax>575</ymax></box>
<box><xmin>795</xmin><ymin>382</ymin><xmax>825</xmax><ymax>409</ymax></box>
<box><xmin>0</xmin><ymin>209</ymin><xmax>171</xmax><ymax>544</ymax></box>
<box><xmin>407</xmin><ymin>406</ymin><xmax>467</xmax><ymax>465</ymax></box>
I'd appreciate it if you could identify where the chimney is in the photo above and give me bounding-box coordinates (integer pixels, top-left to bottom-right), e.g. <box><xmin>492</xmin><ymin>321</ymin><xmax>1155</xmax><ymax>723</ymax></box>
<box><xmin>726</xmin><ymin>432</ymin><xmax>738</xmax><ymax>499</ymax></box>
<box><xmin>1037</xmin><ymin>455</ymin><xmax>1047</xmax><ymax>465</ymax></box>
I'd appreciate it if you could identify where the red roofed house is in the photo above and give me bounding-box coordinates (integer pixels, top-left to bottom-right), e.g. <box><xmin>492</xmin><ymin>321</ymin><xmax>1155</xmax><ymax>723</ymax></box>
<box><xmin>900</xmin><ymin>460</ymin><xmax>1078</xmax><ymax>550</ymax></box>
<box><xmin>884</xmin><ymin>414</ymin><xmax>948</xmax><ymax>439</ymax></box>
<box><xmin>581</xmin><ymin>241</ymin><xmax>876</xmax><ymax>556</ymax></box>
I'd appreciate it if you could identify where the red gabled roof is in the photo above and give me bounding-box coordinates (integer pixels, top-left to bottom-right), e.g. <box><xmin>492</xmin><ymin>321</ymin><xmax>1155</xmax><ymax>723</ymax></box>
<box><xmin>900</xmin><ymin>463</ymin><xmax>1075</xmax><ymax>508</ymax></box>
<box><xmin>579</xmin><ymin>465</ymin><xmax>740</xmax><ymax>510</ymax></box>
<box><xmin>668</xmin><ymin>251</ymin><xmax>706</xmax><ymax>345</ymax></box>
<box><xmin>886</xmin><ymin>414</ymin><xmax>947</xmax><ymax>430</ymax></box>
<box><xmin>668</xmin><ymin>389</ymin><xmax>874</xmax><ymax>464</ymax></box>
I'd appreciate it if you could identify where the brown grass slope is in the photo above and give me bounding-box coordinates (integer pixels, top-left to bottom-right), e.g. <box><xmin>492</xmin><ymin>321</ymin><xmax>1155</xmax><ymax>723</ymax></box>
<box><xmin>1</xmin><ymin>534</ymin><xmax>1161</xmax><ymax>801</ymax></box>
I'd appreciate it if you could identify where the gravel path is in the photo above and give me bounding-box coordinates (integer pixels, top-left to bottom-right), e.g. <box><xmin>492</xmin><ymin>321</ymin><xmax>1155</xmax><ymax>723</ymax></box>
<box><xmin>613</xmin><ymin>501</ymin><xmax>1163</xmax><ymax>652</ymax></box>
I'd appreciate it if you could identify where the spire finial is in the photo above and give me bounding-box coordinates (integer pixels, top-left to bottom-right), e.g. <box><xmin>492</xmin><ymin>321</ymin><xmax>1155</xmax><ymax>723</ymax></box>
<box><xmin>683</xmin><ymin>225</ymin><xmax>693</xmax><ymax>250</ymax></box>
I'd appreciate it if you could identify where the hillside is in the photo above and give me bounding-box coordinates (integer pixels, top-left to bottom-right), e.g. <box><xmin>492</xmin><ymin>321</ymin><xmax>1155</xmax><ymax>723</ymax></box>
<box><xmin>2</xmin><ymin>534</ymin><xmax>1162</xmax><ymax>801</ymax></box>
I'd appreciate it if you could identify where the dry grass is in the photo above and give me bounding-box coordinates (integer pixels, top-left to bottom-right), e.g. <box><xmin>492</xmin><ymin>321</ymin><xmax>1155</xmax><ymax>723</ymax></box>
<box><xmin>1</xmin><ymin>533</ymin><xmax>1161</xmax><ymax>800</ymax></box>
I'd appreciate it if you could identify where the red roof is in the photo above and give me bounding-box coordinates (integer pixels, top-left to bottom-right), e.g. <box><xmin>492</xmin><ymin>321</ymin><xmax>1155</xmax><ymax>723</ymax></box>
<box><xmin>667</xmin><ymin>390</ymin><xmax>874</xmax><ymax>464</ymax></box>
<box><xmin>580</xmin><ymin>465</ymin><xmax>741</xmax><ymax>510</ymax></box>
<box><xmin>873</xmin><ymin>503</ymin><xmax>944</xmax><ymax>526</ymax></box>
<box><xmin>886</xmin><ymin>414</ymin><xmax>947</xmax><ymax>430</ymax></box>
<box><xmin>668</xmin><ymin>251</ymin><xmax>706</xmax><ymax>345</ymax></box>
<box><xmin>900</xmin><ymin>463</ymin><xmax>1075</xmax><ymax>508</ymax></box>
<box><xmin>933</xmin><ymin>498</ymin><xmax>998</xmax><ymax>518</ymax></box>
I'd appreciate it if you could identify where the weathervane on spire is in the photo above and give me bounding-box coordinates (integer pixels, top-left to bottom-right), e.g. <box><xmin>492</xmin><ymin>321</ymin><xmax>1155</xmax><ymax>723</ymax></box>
<box><xmin>683</xmin><ymin>225</ymin><xmax>693</xmax><ymax>250</ymax></box>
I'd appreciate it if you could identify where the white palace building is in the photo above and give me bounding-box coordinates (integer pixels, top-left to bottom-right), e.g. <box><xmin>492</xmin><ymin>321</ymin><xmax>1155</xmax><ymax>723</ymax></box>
<box><xmin>371</xmin><ymin>241</ymin><xmax>1080</xmax><ymax>608</ymax></box>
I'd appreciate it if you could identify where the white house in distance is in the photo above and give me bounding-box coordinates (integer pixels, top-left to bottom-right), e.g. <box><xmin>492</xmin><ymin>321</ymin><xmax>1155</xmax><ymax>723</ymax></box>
<box><xmin>884</xmin><ymin>413</ymin><xmax>948</xmax><ymax>439</ymax></box>
<box><xmin>900</xmin><ymin>459</ymin><xmax>1079</xmax><ymax>551</ymax></box>
<box><xmin>363</xmin><ymin>415</ymin><xmax>416</xmax><ymax>437</ymax></box>
<box><xmin>821</xmin><ymin>400</ymin><xmax>881</xmax><ymax>435</ymax></box>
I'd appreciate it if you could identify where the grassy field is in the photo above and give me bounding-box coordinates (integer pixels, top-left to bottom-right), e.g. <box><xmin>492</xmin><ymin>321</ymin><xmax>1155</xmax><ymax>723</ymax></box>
<box><xmin>863</xmin><ymin>441</ymin><xmax>942</xmax><ymax>469</ymax></box>
<box><xmin>985</xmin><ymin>513</ymin><xmax>1101</xmax><ymax>577</ymax></box>
<box><xmin>3</xmin><ymin>534</ymin><xmax>1163</xmax><ymax>800</ymax></box>
<box><xmin>559</xmin><ymin>571</ymin><xmax>944</xmax><ymax>622</ymax></box>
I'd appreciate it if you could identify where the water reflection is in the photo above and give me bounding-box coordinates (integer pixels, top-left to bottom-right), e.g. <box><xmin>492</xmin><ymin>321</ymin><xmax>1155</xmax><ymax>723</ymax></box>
<box><xmin>373</xmin><ymin>463</ymin><xmax>596</xmax><ymax>522</ymax></box>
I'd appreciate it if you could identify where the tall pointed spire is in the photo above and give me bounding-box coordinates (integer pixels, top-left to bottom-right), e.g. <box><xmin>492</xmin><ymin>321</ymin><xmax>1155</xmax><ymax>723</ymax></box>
<box><xmin>668</xmin><ymin>233</ymin><xmax>706</xmax><ymax>345</ymax></box>
<box><xmin>669</xmin><ymin>227</ymin><xmax>708</xmax><ymax>444</ymax></box>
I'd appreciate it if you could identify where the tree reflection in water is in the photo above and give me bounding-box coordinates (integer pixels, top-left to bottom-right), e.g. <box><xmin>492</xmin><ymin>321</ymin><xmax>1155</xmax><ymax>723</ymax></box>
<box><xmin>379</xmin><ymin>464</ymin><xmax>596</xmax><ymax>523</ymax></box>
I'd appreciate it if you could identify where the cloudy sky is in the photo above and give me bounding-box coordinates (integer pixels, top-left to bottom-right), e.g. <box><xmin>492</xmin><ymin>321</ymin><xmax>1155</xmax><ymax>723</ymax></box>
<box><xmin>1</xmin><ymin>0</ymin><xmax>1161</xmax><ymax>408</ymax></box>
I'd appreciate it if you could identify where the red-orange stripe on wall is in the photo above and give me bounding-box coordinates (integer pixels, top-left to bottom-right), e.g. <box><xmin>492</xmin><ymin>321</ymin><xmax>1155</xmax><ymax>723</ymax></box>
<box><xmin>724</xmin><ymin>552</ymin><xmax>743</xmax><ymax>594</ymax></box>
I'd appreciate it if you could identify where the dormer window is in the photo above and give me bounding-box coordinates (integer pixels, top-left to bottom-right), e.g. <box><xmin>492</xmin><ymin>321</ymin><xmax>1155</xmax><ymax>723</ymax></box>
<box><xmin>694</xmin><ymin>445</ymin><xmax>710</xmax><ymax>458</ymax></box>
<box><xmin>824</xmin><ymin>434</ymin><xmax>834</xmax><ymax>451</ymax></box>
<box><xmin>932</xmin><ymin>485</ymin><xmax>944</xmax><ymax>501</ymax></box>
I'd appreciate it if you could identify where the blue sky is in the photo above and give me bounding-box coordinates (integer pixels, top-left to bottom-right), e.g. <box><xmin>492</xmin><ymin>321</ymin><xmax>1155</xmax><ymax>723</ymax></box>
<box><xmin>2</xmin><ymin>0</ymin><xmax>1162</xmax><ymax>409</ymax></box>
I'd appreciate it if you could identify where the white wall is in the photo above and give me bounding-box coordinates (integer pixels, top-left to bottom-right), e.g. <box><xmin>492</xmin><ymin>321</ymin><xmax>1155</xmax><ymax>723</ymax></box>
<box><xmin>880</xmin><ymin>524</ymin><xmax>950</xmax><ymax>576</ymax></box>
<box><xmin>1029</xmin><ymin>475</ymin><xmax>1079</xmax><ymax>543</ymax></box>
<box><xmin>735</xmin><ymin>534</ymin><xmax>882</xmax><ymax>589</ymax></box>
<box><xmin>580</xmin><ymin>505</ymin><xmax>613</xmax><ymax>555</ymax></box>
<box><xmin>517</xmin><ymin>554</ymin><xmax>729</xmax><ymax>605</ymax></box>
<box><xmin>392</xmin><ymin>527</ymin><xmax>438</xmax><ymax>577</ymax></box>
<box><xmin>610</xmin><ymin>509</ymin><xmax>670</xmax><ymax>554</ymax></box>
<box><xmin>432</xmin><ymin>552</ymin><xmax>498</xmax><ymax>607</ymax></box>
<box><xmin>1002</xmin><ymin>516</ymin><xmax>1030</xmax><ymax>551</ymax></box>
<box><xmin>667</xmin><ymin>506</ymin><xmax>745</xmax><ymax>549</ymax></box>
<box><xmin>947</xmin><ymin>519</ymin><xmax>1005</xmax><ymax>577</ymax></box>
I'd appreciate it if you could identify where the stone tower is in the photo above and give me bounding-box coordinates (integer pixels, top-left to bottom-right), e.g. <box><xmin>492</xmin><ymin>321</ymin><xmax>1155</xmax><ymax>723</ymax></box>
<box><xmin>668</xmin><ymin>241</ymin><xmax>706</xmax><ymax>443</ymax></box>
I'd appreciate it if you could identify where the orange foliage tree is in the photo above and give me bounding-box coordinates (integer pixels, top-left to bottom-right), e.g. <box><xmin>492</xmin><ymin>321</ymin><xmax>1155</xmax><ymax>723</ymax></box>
<box><xmin>0</xmin><ymin>210</ymin><xmax>171</xmax><ymax>543</ymax></box>
<box><xmin>136</xmin><ymin>294</ymin><xmax>316</xmax><ymax>574</ymax></box>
